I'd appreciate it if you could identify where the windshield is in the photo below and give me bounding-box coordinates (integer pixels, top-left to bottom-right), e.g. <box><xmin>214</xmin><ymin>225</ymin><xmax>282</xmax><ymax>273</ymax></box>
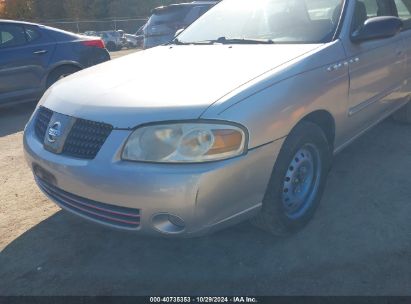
<box><xmin>177</xmin><ymin>0</ymin><xmax>344</xmax><ymax>44</ymax></box>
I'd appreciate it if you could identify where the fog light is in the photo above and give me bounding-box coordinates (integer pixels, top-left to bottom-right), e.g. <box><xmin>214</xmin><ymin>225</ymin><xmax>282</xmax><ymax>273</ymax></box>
<box><xmin>168</xmin><ymin>215</ymin><xmax>185</xmax><ymax>227</ymax></box>
<box><xmin>152</xmin><ymin>213</ymin><xmax>186</xmax><ymax>234</ymax></box>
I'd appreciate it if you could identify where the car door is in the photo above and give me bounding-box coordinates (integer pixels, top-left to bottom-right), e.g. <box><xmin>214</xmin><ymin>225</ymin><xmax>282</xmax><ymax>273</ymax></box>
<box><xmin>0</xmin><ymin>23</ymin><xmax>54</xmax><ymax>105</ymax></box>
<box><xmin>343</xmin><ymin>0</ymin><xmax>406</xmax><ymax>129</ymax></box>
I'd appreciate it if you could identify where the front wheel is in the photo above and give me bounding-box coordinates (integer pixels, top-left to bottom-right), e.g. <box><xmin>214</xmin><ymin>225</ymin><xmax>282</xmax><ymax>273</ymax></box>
<box><xmin>252</xmin><ymin>121</ymin><xmax>332</xmax><ymax>236</ymax></box>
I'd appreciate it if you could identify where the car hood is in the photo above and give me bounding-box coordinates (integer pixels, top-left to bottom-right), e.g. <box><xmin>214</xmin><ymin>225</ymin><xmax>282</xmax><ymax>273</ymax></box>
<box><xmin>42</xmin><ymin>44</ymin><xmax>320</xmax><ymax>128</ymax></box>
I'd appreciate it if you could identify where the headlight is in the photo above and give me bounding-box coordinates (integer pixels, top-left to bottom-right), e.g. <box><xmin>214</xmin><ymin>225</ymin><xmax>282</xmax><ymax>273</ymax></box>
<box><xmin>122</xmin><ymin>122</ymin><xmax>247</xmax><ymax>163</ymax></box>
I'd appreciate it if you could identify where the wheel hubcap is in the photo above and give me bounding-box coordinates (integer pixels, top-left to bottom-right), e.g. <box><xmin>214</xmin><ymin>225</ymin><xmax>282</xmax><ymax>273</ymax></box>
<box><xmin>282</xmin><ymin>144</ymin><xmax>322</xmax><ymax>219</ymax></box>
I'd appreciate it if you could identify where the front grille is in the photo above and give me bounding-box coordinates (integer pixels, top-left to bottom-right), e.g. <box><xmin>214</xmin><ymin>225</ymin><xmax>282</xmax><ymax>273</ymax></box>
<box><xmin>33</xmin><ymin>107</ymin><xmax>113</xmax><ymax>160</ymax></box>
<box><xmin>34</xmin><ymin>107</ymin><xmax>53</xmax><ymax>141</ymax></box>
<box><xmin>63</xmin><ymin>118</ymin><xmax>113</xmax><ymax>159</ymax></box>
<box><xmin>36</xmin><ymin>177</ymin><xmax>141</xmax><ymax>230</ymax></box>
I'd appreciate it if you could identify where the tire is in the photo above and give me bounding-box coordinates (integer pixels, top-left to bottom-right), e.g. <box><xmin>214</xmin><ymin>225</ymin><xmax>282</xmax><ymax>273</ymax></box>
<box><xmin>106</xmin><ymin>41</ymin><xmax>116</xmax><ymax>52</ymax></box>
<box><xmin>46</xmin><ymin>66</ymin><xmax>81</xmax><ymax>89</ymax></box>
<box><xmin>393</xmin><ymin>102</ymin><xmax>411</xmax><ymax>123</ymax></box>
<box><xmin>252</xmin><ymin>121</ymin><xmax>332</xmax><ymax>236</ymax></box>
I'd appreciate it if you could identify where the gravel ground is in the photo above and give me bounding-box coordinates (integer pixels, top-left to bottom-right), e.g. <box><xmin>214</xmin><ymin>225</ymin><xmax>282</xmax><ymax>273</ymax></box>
<box><xmin>0</xmin><ymin>49</ymin><xmax>411</xmax><ymax>295</ymax></box>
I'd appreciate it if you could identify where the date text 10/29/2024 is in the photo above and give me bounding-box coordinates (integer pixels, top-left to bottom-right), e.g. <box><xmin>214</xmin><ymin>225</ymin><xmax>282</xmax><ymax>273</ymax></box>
<box><xmin>150</xmin><ymin>297</ymin><xmax>258</xmax><ymax>303</ymax></box>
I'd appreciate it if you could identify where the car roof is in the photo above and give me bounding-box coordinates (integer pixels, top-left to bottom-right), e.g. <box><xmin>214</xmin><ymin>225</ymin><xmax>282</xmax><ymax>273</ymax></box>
<box><xmin>152</xmin><ymin>1</ymin><xmax>218</xmax><ymax>13</ymax></box>
<box><xmin>0</xmin><ymin>19</ymin><xmax>42</xmax><ymax>27</ymax></box>
<box><xmin>0</xmin><ymin>19</ymin><xmax>82</xmax><ymax>39</ymax></box>
<box><xmin>167</xmin><ymin>1</ymin><xmax>218</xmax><ymax>6</ymax></box>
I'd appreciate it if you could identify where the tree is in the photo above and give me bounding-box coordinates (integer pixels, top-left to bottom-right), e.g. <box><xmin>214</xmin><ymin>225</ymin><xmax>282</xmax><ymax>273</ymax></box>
<box><xmin>92</xmin><ymin>0</ymin><xmax>110</xmax><ymax>19</ymax></box>
<box><xmin>3</xmin><ymin>0</ymin><xmax>35</xmax><ymax>19</ymax></box>
<box><xmin>32</xmin><ymin>0</ymin><xmax>65</xmax><ymax>20</ymax></box>
<box><xmin>0</xmin><ymin>0</ymin><xmax>5</xmax><ymax>17</ymax></box>
<box><xmin>0</xmin><ymin>0</ymin><xmax>191</xmax><ymax>20</ymax></box>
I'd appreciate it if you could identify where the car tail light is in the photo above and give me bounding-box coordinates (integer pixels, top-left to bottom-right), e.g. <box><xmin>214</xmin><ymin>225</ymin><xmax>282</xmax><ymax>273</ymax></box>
<box><xmin>82</xmin><ymin>39</ymin><xmax>105</xmax><ymax>49</ymax></box>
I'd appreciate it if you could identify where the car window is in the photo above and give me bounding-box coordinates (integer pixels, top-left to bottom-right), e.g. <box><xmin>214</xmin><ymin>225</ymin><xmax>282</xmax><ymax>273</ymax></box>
<box><xmin>364</xmin><ymin>0</ymin><xmax>393</xmax><ymax>17</ymax></box>
<box><xmin>394</xmin><ymin>0</ymin><xmax>411</xmax><ymax>29</ymax></box>
<box><xmin>184</xmin><ymin>6</ymin><xmax>210</xmax><ymax>24</ymax></box>
<box><xmin>351</xmin><ymin>0</ymin><xmax>395</xmax><ymax>33</ymax></box>
<box><xmin>0</xmin><ymin>24</ymin><xmax>27</xmax><ymax>49</ymax></box>
<box><xmin>178</xmin><ymin>0</ymin><xmax>344</xmax><ymax>44</ymax></box>
<box><xmin>306</xmin><ymin>0</ymin><xmax>342</xmax><ymax>21</ymax></box>
<box><xmin>25</xmin><ymin>28</ymin><xmax>41</xmax><ymax>43</ymax></box>
<box><xmin>0</xmin><ymin>31</ymin><xmax>13</xmax><ymax>44</ymax></box>
<box><xmin>148</xmin><ymin>6</ymin><xmax>191</xmax><ymax>26</ymax></box>
<box><xmin>198</xmin><ymin>5</ymin><xmax>211</xmax><ymax>16</ymax></box>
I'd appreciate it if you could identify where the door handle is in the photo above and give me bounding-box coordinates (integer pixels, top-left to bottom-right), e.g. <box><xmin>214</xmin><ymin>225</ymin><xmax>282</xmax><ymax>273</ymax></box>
<box><xmin>33</xmin><ymin>50</ymin><xmax>48</xmax><ymax>55</ymax></box>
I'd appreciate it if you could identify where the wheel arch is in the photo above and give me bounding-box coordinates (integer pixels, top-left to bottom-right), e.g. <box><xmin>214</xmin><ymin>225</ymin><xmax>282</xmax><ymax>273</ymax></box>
<box><xmin>298</xmin><ymin>110</ymin><xmax>336</xmax><ymax>149</ymax></box>
<box><xmin>42</xmin><ymin>62</ymin><xmax>84</xmax><ymax>87</ymax></box>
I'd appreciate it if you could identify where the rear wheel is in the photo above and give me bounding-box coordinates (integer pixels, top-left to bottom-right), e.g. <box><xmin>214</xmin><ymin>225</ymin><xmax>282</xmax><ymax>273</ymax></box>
<box><xmin>106</xmin><ymin>41</ymin><xmax>116</xmax><ymax>52</ymax></box>
<box><xmin>46</xmin><ymin>66</ymin><xmax>81</xmax><ymax>89</ymax></box>
<box><xmin>393</xmin><ymin>102</ymin><xmax>411</xmax><ymax>123</ymax></box>
<box><xmin>252</xmin><ymin>121</ymin><xmax>332</xmax><ymax>236</ymax></box>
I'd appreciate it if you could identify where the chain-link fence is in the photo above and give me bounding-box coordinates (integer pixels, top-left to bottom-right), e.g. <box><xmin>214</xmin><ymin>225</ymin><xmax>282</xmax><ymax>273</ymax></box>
<box><xmin>42</xmin><ymin>18</ymin><xmax>148</xmax><ymax>34</ymax></box>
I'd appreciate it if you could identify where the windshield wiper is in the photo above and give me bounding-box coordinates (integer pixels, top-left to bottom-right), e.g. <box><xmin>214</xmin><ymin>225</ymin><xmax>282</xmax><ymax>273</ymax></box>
<box><xmin>171</xmin><ymin>37</ymin><xmax>275</xmax><ymax>45</ymax></box>
<box><xmin>170</xmin><ymin>38</ymin><xmax>191</xmax><ymax>45</ymax></box>
<box><xmin>214</xmin><ymin>37</ymin><xmax>275</xmax><ymax>45</ymax></box>
<box><xmin>171</xmin><ymin>38</ymin><xmax>216</xmax><ymax>45</ymax></box>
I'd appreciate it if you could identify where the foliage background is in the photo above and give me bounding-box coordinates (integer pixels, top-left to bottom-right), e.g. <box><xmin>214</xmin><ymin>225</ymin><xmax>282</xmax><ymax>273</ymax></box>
<box><xmin>0</xmin><ymin>0</ymin><xmax>187</xmax><ymax>20</ymax></box>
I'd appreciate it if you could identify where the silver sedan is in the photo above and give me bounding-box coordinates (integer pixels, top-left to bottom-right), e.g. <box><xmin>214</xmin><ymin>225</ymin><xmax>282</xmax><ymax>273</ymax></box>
<box><xmin>24</xmin><ymin>0</ymin><xmax>411</xmax><ymax>237</ymax></box>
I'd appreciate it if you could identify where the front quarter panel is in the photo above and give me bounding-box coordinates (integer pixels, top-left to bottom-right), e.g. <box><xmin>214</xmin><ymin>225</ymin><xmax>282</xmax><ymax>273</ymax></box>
<box><xmin>202</xmin><ymin>41</ymin><xmax>349</xmax><ymax>149</ymax></box>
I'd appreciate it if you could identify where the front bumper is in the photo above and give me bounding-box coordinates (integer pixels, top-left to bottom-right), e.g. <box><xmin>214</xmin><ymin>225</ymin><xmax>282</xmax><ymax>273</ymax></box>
<box><xmin>24</xmin><ymin>116</ymin><xmax>284</xmax><ymax>237</ymax></box>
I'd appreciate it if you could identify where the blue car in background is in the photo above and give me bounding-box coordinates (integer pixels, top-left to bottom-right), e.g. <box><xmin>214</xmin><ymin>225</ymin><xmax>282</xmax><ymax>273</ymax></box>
<box><xmin>0</xmin><ymin>20</ymin><xmax>110</xmax><ymax>107</ymax></box>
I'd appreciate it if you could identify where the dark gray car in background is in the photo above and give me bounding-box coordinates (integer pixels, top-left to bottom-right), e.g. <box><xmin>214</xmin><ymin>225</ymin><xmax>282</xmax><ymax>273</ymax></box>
<box><xmin>0</xmin><ymin>20</ymin><xmax>110</xmax><ymax>107</ymax></box>
<box><xmin>143</xmin><ymin>1</ymin><xmax>217</xmax><ymax>49</ymax></box>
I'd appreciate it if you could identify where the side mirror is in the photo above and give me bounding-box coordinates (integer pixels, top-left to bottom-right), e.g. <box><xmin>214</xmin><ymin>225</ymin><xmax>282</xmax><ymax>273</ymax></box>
<box><xmin>174</xmin><ymin>28</ymin><xmax>185</xmax><ymax>38</ymax></box>
<box><xmin>352</xmin><ymin>16</ymin><xmax>403</xmax><ymax>43</ymax></box>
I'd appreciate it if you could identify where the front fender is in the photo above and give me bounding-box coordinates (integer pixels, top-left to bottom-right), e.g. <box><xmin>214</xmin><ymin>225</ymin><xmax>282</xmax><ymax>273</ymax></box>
<box><xmin>201</xmin><ymin>41</ymin><xmax>349</xmax><ymax>149</ymax></box>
